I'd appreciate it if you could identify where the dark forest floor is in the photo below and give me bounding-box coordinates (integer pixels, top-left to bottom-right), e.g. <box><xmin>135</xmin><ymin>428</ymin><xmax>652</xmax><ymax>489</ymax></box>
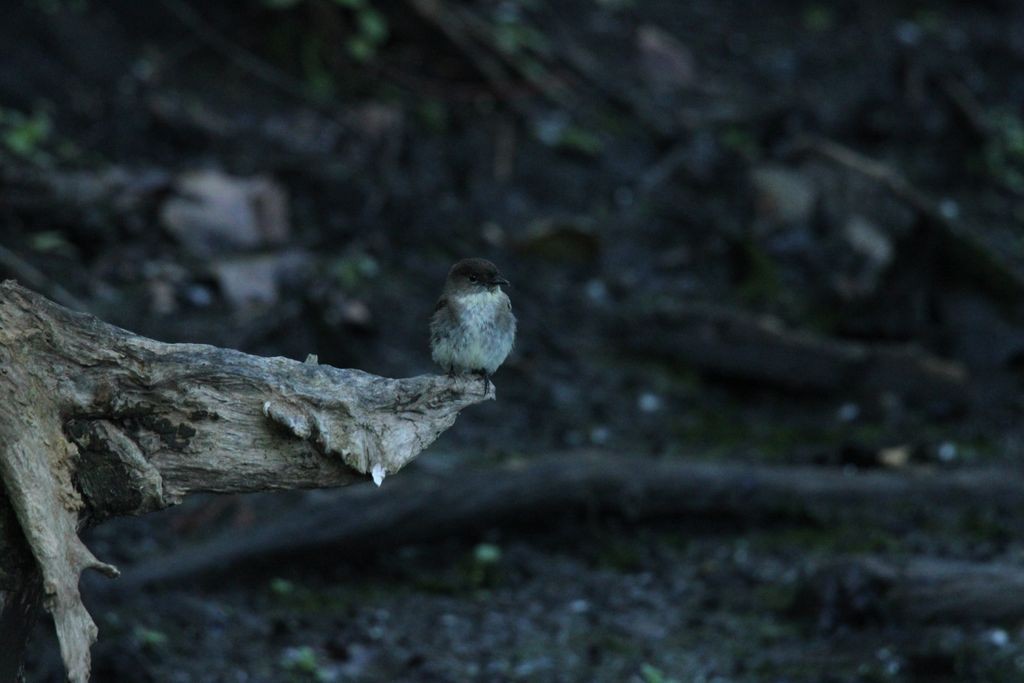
<box><xmin>5</xmin><ymin>0</ymin><xmax>1024</xmax><ymax>680</ymax></box>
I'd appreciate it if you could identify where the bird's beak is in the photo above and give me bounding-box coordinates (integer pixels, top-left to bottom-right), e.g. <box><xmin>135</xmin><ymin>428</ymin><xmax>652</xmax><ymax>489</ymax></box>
<box><xmin>491</xmin><ymin>277</ymin><xmax>510</xmax><ymax>287</ymax></box>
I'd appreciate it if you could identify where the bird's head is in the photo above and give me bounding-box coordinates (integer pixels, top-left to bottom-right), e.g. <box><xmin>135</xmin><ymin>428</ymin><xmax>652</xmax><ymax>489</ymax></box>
<box><xmin>445</xmin><ymin>258</ymin><xmax>509</xmax><ymax>294</ymax></box>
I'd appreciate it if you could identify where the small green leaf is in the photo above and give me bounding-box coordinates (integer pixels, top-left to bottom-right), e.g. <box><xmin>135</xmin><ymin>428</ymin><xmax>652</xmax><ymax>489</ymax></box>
<box><xmin>281</xmin><ymin>646</ymin><xmax>320</xmax><ymax>674</ymax></box>
<box><xmin>2</xmin><ymin>110</ymin><xmax>52</xmax><ymax>158</ymax></box>
<box><xmin>417</xmin><ymin>100</ymin><xmax>448</xmax><ymax>133</ymax></box>
<box><xmin>802</xmin><ymin>5</ymin><xmax>834</xmax><ymax>32</ymax></box>
<box><xmin>133</xmin><ymin>626</ymin><xmax>169</xmax><ymax>649</ymax></box>
<box><xmin>473</xmin><ymin>543</ymin><xmax>502</xmax><ymax>565</ymax></box>
<box><xmin>347</xmin><ymin>35</ymin><xmax>375</xmax><ymax>62</ymax></box>
<box><xmin>558</xmin><ymin>126</ymin><xmax>603</xmax><ymax>156</ymax></box>
<box><xmin>29</xmin><ymin>231</ymin><xmax>72</xmax><ymax>254</ymax></box>
<box><xmin>640</xmin><ymin>663</ymin><xmax>680</xmax><ymax>683</ymax></box>
<box><xmin>357</xmin><ymin>7</ymin><xmax>389</xmax><ymax>44</ymax></box>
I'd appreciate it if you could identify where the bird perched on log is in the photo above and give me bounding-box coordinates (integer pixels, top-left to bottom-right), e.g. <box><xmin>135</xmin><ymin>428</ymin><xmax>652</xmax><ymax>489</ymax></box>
<box><xmin>430</xmin><ymin>258</ymin><xmax>516</xmax><ymax>392</ymax></box>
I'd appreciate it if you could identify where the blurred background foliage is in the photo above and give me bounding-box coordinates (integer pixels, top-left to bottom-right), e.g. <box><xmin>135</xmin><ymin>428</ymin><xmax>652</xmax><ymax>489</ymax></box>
<box><xmin>3</xmin><ymin>0</ymin><xmax>1024</xmax><ymax>680</ymax></box>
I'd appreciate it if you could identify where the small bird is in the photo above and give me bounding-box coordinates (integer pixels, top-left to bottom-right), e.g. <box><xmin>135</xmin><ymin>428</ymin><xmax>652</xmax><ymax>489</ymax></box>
<box><xmin>430</xmin><ymin>258</ymin><xmax>516</xmax><ymax>392</ymax></box>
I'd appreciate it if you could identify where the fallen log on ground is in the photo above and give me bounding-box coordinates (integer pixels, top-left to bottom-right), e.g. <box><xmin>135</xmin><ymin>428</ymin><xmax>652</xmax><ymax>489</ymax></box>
<box><xmin>619</xmin><ymin>302</ymin><xmax>967</xmax><ymax>409</ymax></box>
<box><xmin>110</xmin><ymin>452</ymin><xmax>1024</xmax><ymax>590</ymax></box>
<box><xmin>793</xmin><ymin>136</ymin><xmax>1024</xmax><ymax>307</ymax></box>
<box><xmin>0</xmin><ymin>164</ymin><xmax>289</xmax><ymax>260</ymax></box>
<box><xmin>804</xmin><ymin>555</ymin><xmax>1024</xmax><ymax>624</ymax></box>
<box><xmin>0</xmin><ymin>280</ymin><xmax>488</xmax><ymax>682</ymax></box>
<box><xmin>0</xmin><ymin>164</ymin><xmax>170</xmax><ymax>229</ymax></box>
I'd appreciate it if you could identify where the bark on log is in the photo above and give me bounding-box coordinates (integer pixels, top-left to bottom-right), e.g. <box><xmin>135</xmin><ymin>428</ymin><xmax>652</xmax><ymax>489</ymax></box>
<box><xmin>806</xmin><ymin>556</ymin><xmax>1024</xmax><ymax>624</ymax></box>
<box><xmin>110</xmin><ymin>453</ymin><xmax>1024</xmax><ymax>589</ymax></box>
<box><xmin>0</xmin><ymin>280</ymin><xmax>489</xmax><ymax>682</ymax></box>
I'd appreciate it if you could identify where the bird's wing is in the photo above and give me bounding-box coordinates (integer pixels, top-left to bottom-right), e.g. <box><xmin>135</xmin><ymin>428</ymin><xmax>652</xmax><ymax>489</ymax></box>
<box><xmin>430</xmin><ymin>297</ymin><xmax>456</xmax><ymax>348</ymax></box>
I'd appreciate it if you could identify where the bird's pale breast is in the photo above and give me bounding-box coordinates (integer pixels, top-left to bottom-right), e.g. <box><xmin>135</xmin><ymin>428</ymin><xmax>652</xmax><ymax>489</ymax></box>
<box><xmin>430</xmin><ymin>289</ymin><xmax>515</xmax><ymax>375</ymax></box>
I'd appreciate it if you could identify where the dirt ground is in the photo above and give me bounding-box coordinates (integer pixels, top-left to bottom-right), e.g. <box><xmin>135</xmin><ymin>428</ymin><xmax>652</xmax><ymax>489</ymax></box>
<box><xmin>5</xmin><ymin>0</ymin><xmax>1024</xmax><ymax>680</ymax></box>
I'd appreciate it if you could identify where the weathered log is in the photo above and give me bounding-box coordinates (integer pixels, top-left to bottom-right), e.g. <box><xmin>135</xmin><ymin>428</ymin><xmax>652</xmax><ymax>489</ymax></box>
<box><xmin>110</xmin><ymin>453</ymin><xmax>1024</xmax><ymax>590</ymax></box>
<box><xmin>0</xmin><ymin>280</ymin><xmax>488</xmax><ymax>682</ymax></box>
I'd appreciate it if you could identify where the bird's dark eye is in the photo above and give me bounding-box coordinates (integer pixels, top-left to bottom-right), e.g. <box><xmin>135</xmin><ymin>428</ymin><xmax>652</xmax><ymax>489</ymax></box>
<box><xmin>468</xmin><ymin>275</ymin><xmax>478</xmax><ymax>282</ymax></box>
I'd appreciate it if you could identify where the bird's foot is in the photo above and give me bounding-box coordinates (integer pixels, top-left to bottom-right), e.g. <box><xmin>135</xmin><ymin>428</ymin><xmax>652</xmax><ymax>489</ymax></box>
<box><xmin>477</xmin><ymin>370</ymin><xmax>490</xmax><ymax>396</ymax></box>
